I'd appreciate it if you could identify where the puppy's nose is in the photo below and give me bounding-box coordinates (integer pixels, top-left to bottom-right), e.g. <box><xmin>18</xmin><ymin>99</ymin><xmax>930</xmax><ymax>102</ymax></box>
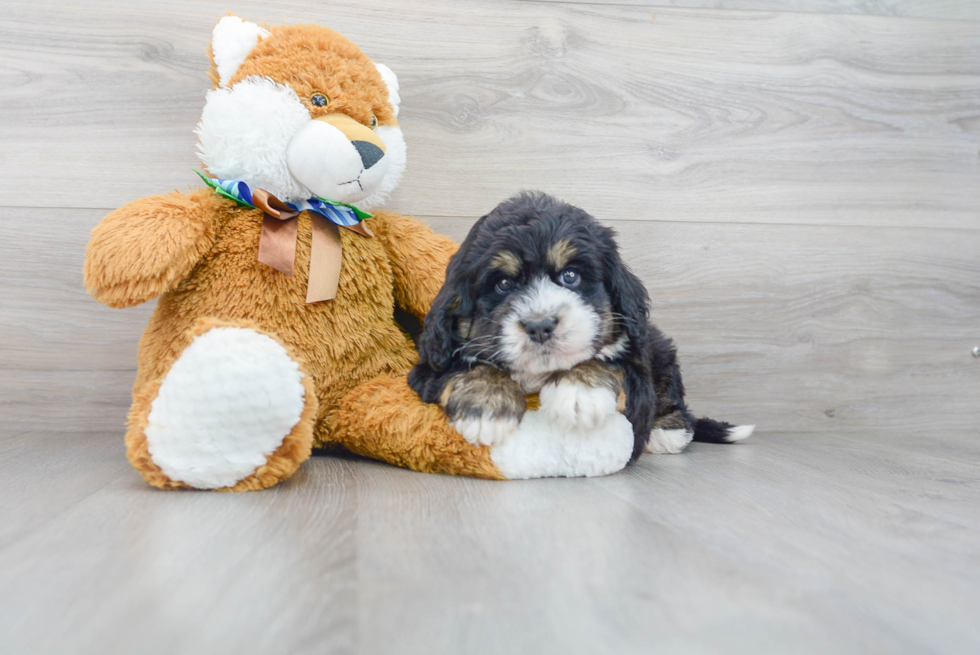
<box><xmin>522</xmin><ymin>317</ymin><xmax>557</xmax><ymax>344</ymax></box>
<box><xmin>351</xmin><ymin>140</ymin><xmax>384</xmax><ymax>170</ymax></box>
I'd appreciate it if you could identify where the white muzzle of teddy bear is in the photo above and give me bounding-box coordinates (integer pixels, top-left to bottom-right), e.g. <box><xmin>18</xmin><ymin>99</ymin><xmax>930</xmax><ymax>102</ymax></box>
<box><xmin>286</xmin><ymin>116</ymin><xmax>390</xmax><ymax>206</ymax></box>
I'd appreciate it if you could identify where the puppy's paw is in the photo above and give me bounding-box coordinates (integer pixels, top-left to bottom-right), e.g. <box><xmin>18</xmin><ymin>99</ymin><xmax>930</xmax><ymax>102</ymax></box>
<box><xmin>646</xmin><ymin>428</ymin><xmax>694</xmax><ymax>454</ymax></box>
<box><xmin>540</xmin><ymin>380</ymin><xmax>619</xmax><ymax>432</ymax></box>
<box><xmin>452</xmin><ymin>413</ymin><xmax>520</xmax><ymax>447</ymax></box>
<box><xmin>442</xmin><ymin>365</ymin><xmax>526</xmax><ymax>447</ymax></box>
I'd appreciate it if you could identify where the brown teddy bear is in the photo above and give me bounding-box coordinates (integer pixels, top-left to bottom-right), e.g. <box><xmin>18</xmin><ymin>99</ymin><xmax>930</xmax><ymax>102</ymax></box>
<box><xmin>84</xmin><ymin>16</ymin><xmax>634</xmax><ymax>490</ymax></box>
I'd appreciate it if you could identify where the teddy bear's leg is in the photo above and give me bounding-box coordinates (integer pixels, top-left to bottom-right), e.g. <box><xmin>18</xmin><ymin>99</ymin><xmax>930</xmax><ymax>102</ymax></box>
<box><xmin>126</xmin><ymin>319</ymin><xmax>318</xmax><ymax>491</ymax></box>
<box><xmin>333</xmin><ymin>376</ymin><xmax>505</xmax><ymax>479</ymax></box>
<box><xmin>334</xmin><ymin>376</ymin><xmax>634</xmax><ymax>480</ymax></box>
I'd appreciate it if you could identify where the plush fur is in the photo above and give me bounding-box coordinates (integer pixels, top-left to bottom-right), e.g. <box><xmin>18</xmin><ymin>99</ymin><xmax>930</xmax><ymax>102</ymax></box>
<box><xmin>85</xmin><ymin>17</ymin><xmax>506</xmax><ymax>490</ymax></box>
<box><xmin>409</xmin><ymin>192</ymin><xmax>753</xmax><ymax>460</ymax></box>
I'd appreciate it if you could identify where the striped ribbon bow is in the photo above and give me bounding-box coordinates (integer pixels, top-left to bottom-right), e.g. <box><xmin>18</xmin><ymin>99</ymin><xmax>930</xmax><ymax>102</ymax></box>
<box><xmin>195</xmin><ymin>171</ymin><xmax>373</xmax><ymax>303</ymax></box>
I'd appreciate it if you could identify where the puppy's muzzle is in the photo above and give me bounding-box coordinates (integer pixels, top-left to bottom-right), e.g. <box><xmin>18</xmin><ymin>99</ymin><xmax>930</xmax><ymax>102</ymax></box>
<box><xmin>522</xmin><ymin>317</ymin><xmax>557</xmax><ymax>344</ymax></box>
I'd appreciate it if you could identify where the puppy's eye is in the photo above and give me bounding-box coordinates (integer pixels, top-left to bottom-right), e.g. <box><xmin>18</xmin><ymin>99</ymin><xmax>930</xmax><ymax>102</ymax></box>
<box><xmin>495</xmin><ymin>278</ymin><xmax>515</xmax><ymax>294</ymax></box>
<box><xmin>310</xmin><ymin>93</ymin><xmax>329</xmax><ymax>107</ymax></box>
<box><xmin>369</xmin><ymin>115</ymin><xmax>379</xmax><ymax>129</ymax></box>
<box><xmin>559</xmin><ymin>268</ymin><xmax>580</xmax><ymax>287</ymax></box>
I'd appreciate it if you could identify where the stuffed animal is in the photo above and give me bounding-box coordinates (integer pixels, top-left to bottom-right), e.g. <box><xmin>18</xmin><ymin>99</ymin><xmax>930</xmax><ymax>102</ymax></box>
<box><xmin>84</xmin><ymin>16</ymin><xmax>635</xmax><ymax>490</ymax></box>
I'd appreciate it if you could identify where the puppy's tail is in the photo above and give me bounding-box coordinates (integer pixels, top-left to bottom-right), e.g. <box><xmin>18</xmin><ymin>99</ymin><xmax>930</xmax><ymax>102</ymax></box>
<box><xmin>692</xmin><ymin>418</ymin><xmax>755</xmax><ymax>444</ymax></box>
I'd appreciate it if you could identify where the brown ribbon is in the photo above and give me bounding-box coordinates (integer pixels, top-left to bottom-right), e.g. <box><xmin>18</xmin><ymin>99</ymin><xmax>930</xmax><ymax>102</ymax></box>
<box><xmin>253</xmin><ymin>189</ymin><xmax>373</xmax><ymax>303</ymax></box>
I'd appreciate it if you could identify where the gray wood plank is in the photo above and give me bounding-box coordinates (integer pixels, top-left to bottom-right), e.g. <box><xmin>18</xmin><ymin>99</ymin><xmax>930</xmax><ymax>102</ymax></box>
<box><xmin>521</xmin><ymin>0</ymin><xmax>980</xmax><ymax>22</ymax></box>
<box><xmin>353</xmin><ymin>432</ymin><xmax>980</xmax><ymax>654</ymax></box>
<box><xmin>1</xmin><ymin>0</ymin><xmax>977</xmax><ymax>228</ymax></box>
<box><xmin>422</xmin><ymin>215</ymin><xmax>980</xmax><ymax>437</ymax></box>
<box><xmin>3</xmin><ymin>428</ymin><xmax>976</xmax><ymax>654</ymax></box>
<box><xmin>0</xmin><ymin>431</ymin><xmax>359</xmax><ymax>655</ymax></box>
<box><xmin>3</xmin><ymin>207</ymin><xmax>978</xmax><ymax>438</ymax></box>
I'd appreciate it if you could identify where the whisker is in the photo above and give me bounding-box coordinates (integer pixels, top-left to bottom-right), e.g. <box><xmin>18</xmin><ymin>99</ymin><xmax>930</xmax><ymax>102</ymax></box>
<box><xmin>466</xmin><ymin>339</ymin><xmax>507</xmax><ymax>356</ymax></box>
<box><xmin>462</xmin><ymin>343</ymin><xmax>497</xmax><ymax>353</ymax></box>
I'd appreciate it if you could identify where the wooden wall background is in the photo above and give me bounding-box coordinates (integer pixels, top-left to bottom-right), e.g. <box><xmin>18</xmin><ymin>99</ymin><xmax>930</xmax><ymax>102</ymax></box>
<box><xmin>1</xmin><ymin>0</ymin><xmax>978</xmax><ymax>440</ymax></box>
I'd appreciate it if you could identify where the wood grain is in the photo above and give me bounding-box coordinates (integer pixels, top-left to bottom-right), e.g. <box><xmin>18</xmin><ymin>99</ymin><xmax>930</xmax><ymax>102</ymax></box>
<box><xmin>0</xmin><ymin>430</ymin><xmax>359</xmax><ymax>654</ymax></box>
<box><xmin>426</xmin><ymin>215</ymin><xmax>980</xmax><ymax>436</ymax></box>
<box><xmin>521</xmin><ymin>0</ymin><xmax>980</xmax><ymax>22</ymax></box>
<box><xmin>1</xmin><ymin>428</ymin><xmax>978</xmax><ymax>653</ymax></box>
<box><xmin>4</xmin><ymin>206</ymin><xmax>977</xmax><ymax>439</ymax></box>
<box><xmin>354</xmin><ymin>432</ymin><xmax>980</xmax><ymax>654</ymax></box>
<box><xmin>0</xmin><ymin>0</ymin><xmax>977</xmax><ymax>228</ymax></box>
<box><xmin>2</xmin><ymin>2</ymin><xmax>979</xmax><ymax>650</ymax></box>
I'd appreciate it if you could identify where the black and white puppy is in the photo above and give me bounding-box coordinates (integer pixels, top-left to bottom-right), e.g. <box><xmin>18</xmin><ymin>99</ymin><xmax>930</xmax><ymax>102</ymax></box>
<box><xmin>409</xmin><ymin>192</ymin><xmax>753</xmax><ymax>459</ymax></box>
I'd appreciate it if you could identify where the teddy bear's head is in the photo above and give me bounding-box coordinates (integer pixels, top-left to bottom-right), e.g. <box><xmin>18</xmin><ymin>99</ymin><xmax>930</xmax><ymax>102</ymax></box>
<box><xmin>196</xmin><ymin>16</ymin><xmax>405</xmax><ymax>209</ymax></box>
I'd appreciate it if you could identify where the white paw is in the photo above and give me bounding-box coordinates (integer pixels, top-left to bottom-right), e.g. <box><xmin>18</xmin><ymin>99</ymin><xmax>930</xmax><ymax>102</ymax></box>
<box><xmin>452</xmin><ymin>414</ymin><xmax>519</xmax><ymax>447</ymax></box>
<box><xmin>490</xmin><ymin>410</ymin><xmax>634</xmax><ymax>479</ymax></box>
<box><xmin>145</xmin><ymin>327</ymin><xmax>306</xmax><ymax>489</ymax></box>
<box><xmin>539</xmin><ymin>380</ymin><xmax>618</xmax><ymax>432</ymax></box>
<box><xmin>646</xmin><ymin>428</ymin><xmax>694</xmax><ymax>454</ymax></box>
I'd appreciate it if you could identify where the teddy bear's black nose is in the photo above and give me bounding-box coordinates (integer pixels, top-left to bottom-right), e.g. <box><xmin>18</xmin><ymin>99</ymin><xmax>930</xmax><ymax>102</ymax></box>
<box><xmin>352</xmin><ymin>141</ymin><xmax>384</xmax><ymax>169</ymax></box>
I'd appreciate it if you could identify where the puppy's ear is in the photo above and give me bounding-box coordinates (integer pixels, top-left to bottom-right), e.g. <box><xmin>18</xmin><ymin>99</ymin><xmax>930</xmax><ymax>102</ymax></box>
<box><xmin>418</xmin><ymin>286</ymin><xmax>463</xmax><ymax>372</ymax></box>
<box><xmin>603</xmin><ymin>233</ymin><xmax>650</xmax><ymax>349</ymax></box>
<box><xmin>418</xmin><ymin>229</ymin><xmax>481</xmax><ymax>372</ymax></box>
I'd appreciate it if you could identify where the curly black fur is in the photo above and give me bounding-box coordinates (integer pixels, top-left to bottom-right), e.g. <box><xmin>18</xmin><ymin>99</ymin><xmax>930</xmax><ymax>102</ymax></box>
<box><xmin>409</xmin><ymin>192</ymin><xmax>744</xmax><ymax>460</ymax></box>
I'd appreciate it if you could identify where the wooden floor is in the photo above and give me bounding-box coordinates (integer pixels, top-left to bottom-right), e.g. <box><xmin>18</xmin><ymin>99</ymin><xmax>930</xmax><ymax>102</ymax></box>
<box><xmin>1</xmin><ymin>429</ymin><xmax>978</xmax><ymax>654</ymax></box>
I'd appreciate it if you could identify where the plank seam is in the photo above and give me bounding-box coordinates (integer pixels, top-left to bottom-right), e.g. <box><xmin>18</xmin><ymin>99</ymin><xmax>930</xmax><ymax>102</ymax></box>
<box><xmin>516</xmin><ymin>0</ymin><xmax>980</xmax><ymax>24</ymax></box>
<box><xmin>5</xmin><ymin>205</ymin><xmax>979</xmax><ymax>234</ymax></box>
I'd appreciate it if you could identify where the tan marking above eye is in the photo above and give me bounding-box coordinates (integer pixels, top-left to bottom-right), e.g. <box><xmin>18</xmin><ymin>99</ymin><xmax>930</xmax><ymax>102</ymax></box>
<box><xmin>547</xmin><ymin>239</ymin><xmax>578</xmax><ymax>271</ymax></box>
<box><xmin>489</xmin><ymin>251</ymin><xmax>521</xmax><ymax>277</ymax></box>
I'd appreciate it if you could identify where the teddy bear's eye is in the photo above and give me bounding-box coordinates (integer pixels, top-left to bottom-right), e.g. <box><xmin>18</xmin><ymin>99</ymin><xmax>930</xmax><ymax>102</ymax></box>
<box><xmin>369</xmin><ymin>115</ymin><xmax>378</xmax><ymax>130</ymax></box>
<box><xmin>310</xmin><ymin>93</ymin><xmax>329</xmax><ymax>107</ymax></box>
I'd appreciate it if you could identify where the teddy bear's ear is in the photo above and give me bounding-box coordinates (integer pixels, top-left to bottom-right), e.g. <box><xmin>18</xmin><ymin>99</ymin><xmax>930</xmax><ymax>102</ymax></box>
<box><xmin>374</xmin><ymin>63</ymin><xmax>401</xmax><ymax>117</ymax></box>
<box><xmin>211</xmin><ymin>15</ymin><xmax>270</xmax><ymax>88</ymax></box>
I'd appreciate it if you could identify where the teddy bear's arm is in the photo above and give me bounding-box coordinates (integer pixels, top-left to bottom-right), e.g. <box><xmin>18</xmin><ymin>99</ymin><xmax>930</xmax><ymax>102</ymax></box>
<box><xmin>84</xmin><ymin>189</ymin><xmax>226</xmax><ymax>308</ymax></box>
<box><xmin>373</xmin><ymin>211</ymin><xmax>458</xmax><ymax>320</ymax></box>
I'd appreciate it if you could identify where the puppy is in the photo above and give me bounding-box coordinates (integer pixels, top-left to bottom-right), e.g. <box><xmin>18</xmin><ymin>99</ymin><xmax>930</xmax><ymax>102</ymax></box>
<box><xmin>409</xmin><ymin>192</ymin><xmax>753</xmax><ymax>459</ymax></box>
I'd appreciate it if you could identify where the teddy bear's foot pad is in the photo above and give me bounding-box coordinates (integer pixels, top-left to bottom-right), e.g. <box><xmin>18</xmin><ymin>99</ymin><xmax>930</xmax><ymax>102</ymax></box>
<box><xmin>144</xmin><ymin>326</ymin><xmax>307</xmax><ymax>489</ymax></box>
